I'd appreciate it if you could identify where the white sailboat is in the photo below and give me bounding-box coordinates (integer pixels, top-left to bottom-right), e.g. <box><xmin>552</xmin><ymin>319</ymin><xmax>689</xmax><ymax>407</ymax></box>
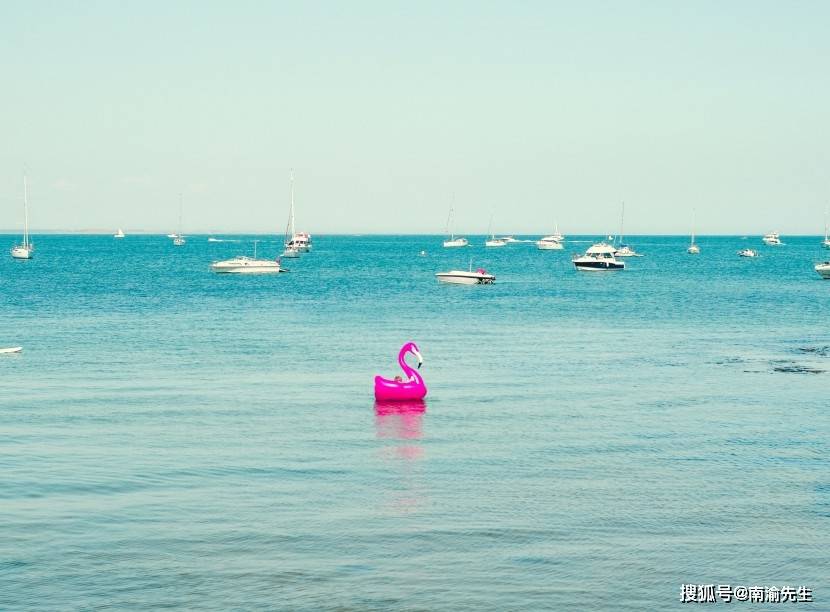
<box><xmin>114</xmin><ymin>228</ymin><xmax>125</xmax><ymax>239</ymax></box>
<box><xmin>443</xmin><ymin>207</ymin><xmax>468</xmax><ymax>247</ymax></box>
<box><xmin>614</xmin><ymin>202</ymin><xmax>641</xmax><ymax>257</ymax></box>
<box><xmin>11</xmin><ymin>173</ymin><xmax>34</xmax><ymax>259</ymax></box>
<box><xmin>282</xmin><ymin>170</ymin><xmax>301</xmax><ymax>258</ymax></box>
<box><xmin>823</xmin><ymin>209</ymin><xmax>830</xmax><ymax>249</ymax></box>
<box><xmin>484</xmin><ymin>215</ymin><xmax>507</xmax><ymax>247</ymax></box>
<box><xmin>173</xmin><ymin>195</ymin><xmax>186</xmax><ymax>246</ymax></box>
<box><xmin>688</xmin><ymin>211</ymin><xmax>700</xmax><ymax>254</ymax></box>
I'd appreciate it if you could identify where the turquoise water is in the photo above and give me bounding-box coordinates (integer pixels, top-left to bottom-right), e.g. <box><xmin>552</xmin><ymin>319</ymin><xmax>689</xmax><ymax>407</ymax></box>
<box><xmin>1</xmin><ymin>235</ymin><xmax>828</xmax><ymax>610</ymax></box>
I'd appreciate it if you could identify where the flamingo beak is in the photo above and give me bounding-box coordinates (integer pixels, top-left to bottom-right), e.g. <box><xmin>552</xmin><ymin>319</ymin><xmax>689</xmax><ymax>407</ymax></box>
<box><xmin>413</xmin><ymin>349</ymin><xmax>423</xmax><ymax>369</ymax></box>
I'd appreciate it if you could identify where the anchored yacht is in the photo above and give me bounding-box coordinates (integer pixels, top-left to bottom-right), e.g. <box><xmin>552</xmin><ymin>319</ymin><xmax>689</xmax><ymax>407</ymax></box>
<box><xmin>762</xmin><ymin>232</ymin><xmax>782</xmax><ymax>246</ymax></box>
<box><xmin>815</xmin><ymin>262</ymin><xmax>830</xmax><ymax>279</ymax></box>
<box><xmin>572</xmin><ymin>242</ymin><xmax>625</xmax><ymax>271</ymax></box>
<box><xmin>11</xmin><ymin>174</ymin><xmax>34</xmax><ymax>260</ymax></box>
<box><xmin>211</xmin><ymin>241</ymin><xmax>284</xmax><ymax>274</ymax></box>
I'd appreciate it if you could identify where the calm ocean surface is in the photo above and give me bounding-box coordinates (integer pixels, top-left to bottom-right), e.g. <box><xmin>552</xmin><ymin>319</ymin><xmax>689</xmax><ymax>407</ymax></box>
<box><xmin>1</xmin><ymin>235</ymin><xmax>828</xmax><ymax>610</ymax></box>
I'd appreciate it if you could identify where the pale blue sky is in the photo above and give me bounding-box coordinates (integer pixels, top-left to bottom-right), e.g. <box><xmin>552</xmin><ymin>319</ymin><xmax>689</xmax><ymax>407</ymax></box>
<box><xmin>1</xmin><ymin>1</ymin><xmax>828</xmax><ymax>234</ymax></box>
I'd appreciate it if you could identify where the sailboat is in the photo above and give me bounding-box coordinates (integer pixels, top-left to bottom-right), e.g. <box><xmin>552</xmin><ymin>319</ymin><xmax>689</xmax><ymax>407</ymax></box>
<box><xmin>282</xmin><ymin>171</ymin><xmax>300</xmax><ymax>258</ymax></box>
<box><xmin>11</xmin><ymin>173</ymin><xmax>34</xmax><ymax>259</ymax></box>
<box><xmin>688</xmin><ymin>211</ymin><xmax>700</xmax><ymax>254</ymax></box>
<box><xmin>485</xmin><ymin>215</ymin><xmax>507</xmax><ymax>247</ymax></box>
<box><xmin>443</xmin><ymin>206</ymin><xmax>468</xmax><ymax>247</ymax></box>
<box><xmin>173</xmin><ymin>195</ymin><xmax>186</xmax><ymax>246</ymax></box>
<box><xmin>114</xmin><ymin>228</ymin><xmax>125</xmax><ymax>239</ymax></box>
<box><xmin>823</xmin><ymin>209</ymin><xmax>830</xmax><ymax>249</ymax></box>
<box><xmin>614</xmin><ymin>202</ymin><xmax>641</xmax><ymax>257</ymax></box>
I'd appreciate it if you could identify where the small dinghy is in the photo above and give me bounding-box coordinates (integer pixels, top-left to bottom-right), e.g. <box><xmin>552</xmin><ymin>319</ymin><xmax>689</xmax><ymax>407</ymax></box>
<box><xmin>0</xmin><ymin>346</ymin><xmax>22</xmax><ymax>354</ymax></box>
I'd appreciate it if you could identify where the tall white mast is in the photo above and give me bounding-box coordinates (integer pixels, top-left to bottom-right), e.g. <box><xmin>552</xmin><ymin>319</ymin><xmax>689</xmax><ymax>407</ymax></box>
<box><xmin>290</xmin><ymin>169</ymin><xmax>296</xmax><ymax>237</ymax></box>
<box><xmin>619</xmin><ymin>201</ymin><xmax>625</xmax><ymax>245</ymax></box>
<box><xmin>178</xmin><ymin>193</ymin><xmax>183</xmax><ymax>236</ymax></box>
<box><xmin>23</xmin><ymin>173</ymin><xmax>29</xmax><ymax>248</ymax></box>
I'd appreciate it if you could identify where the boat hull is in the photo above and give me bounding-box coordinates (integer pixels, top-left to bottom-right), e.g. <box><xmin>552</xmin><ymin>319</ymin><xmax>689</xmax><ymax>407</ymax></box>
<box><xmin>573</xmin><ymin>260</ymin><xmax>624</xmax><ymax>271</ymax></box>
<box><xmin>537</xmin><ymin>240</ymin><xmax>563</xmax><ymax>250</ymax></box>
<box><xmin>443</xmin><ymin>239</ymin><xmax>468</xmax><ymax>248</ymax></box>
<box><xmin>815</xmin><ymin>263</ymin><xmax>830</xmax><ymax>279</ymax></box>
<box><xmin>210</xmin><ymin>258</ymin><xmax>282</xmax><ymax>274</ymax></box>
<box><xmin>436</xmin><ymin>271</ymin><xmax>495</xmax><ymax>284</ymax></box>
<box><xmin>10</xmin><ymin>246</ymin><xmax>32</xmax><ymax>259</ymax></box>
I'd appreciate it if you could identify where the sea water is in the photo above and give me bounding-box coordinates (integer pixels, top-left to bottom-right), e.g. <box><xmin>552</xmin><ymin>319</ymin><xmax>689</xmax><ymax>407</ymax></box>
<box><xmin>1</xmin><ymin>235</ymin><xmax>828</xmax><ymax>610</ymax></box>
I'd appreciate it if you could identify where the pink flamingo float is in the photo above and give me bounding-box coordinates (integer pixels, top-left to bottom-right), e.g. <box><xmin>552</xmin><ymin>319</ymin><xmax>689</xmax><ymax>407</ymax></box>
<box><xmin>374</xmin><ymin>342</ymin><xmax>427</xmax><ymax>401</ymax></box>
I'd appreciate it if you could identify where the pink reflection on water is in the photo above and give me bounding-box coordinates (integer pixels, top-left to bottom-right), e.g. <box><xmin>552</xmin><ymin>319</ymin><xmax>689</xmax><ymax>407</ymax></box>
<box><xmin>374</xmin><ymin>400</ymin><xmax>425</xmax><ymax>461</ymax></box>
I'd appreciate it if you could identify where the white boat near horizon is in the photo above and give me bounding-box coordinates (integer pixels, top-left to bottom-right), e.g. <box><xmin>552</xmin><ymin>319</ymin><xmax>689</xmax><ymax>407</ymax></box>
<box><xmin>114</xmin><ymin>228</ymin><xmax>125</xmax><ymax>239</ymax></box>
<box><xmin>485</xmin><ymin>215</ymin><xmax>507</xmax><ymax>247</ymax></box>
<box><xmin>282</xmin><ymin>171</ymin><xmax>302</xmax><ymax>258</ymax></box>
<box><xmin>822</xmin><ymin>211</ymin><xmax>830</xmax><ymax>249</ymax></box>
<box><xmin>573</xmin><ymin>242</ymin><xmax>625</xmax><ymax>271</ymax></box>
<box><xmin>173</xmin><ymin>195</ymin><xmax>186</xmax><ymax>246</ymax></box>
<box><xmin>442</xmin><ymin>207</ymin><xmax>468</xmax><ymax>247</ymax></box>
<box><xmin>11</xmin><ymin>174</ymin><xmax>34</xmax><ymax>260</ymax></box>
<box><xmin>762</xmin><ymin>231</ymin><xmax>782</xmax><ymax>246</ymax></box>
<box><xmin>211</xmin><ymin>240</ymin><xmax>284</xmax><ymax>274</ymax></box>
<box><xmin>738</xmin><ymin>248</ymin><xmax>759</xmax><ymax>257</ymax></box>
<box><xmin>688</xmin><ymin>212</ymin><xmax>700</xmax><ymax>254</ymax></box>
<box><xmin>537</xmin><ymin>223</ymin><xmax>565</xmax><ymax>250</ymax></box>
<box><xmin>614</xmin><ymin>203</ymin><xmax>642</xmax><ymax>257</ymax></box>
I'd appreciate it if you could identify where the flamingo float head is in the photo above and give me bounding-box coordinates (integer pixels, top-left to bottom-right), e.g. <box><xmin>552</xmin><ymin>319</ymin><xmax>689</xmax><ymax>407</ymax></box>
<box><xmin>402</xmin><ymin>341</ymin><xmax>424</xmax><ymax>369</ymax></box>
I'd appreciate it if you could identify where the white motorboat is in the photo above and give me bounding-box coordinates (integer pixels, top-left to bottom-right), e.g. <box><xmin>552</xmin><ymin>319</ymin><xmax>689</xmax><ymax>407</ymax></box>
<box><xmin>0</xmin><ymin>346</ymin><xmax>22</xmax><ymax>354</ymax></box>
<box><xmin>436</xmin><ymin>265</ymin><xmax>495</xmax><ymax>285</ymax></box>
<box><xmin>288</xmin><ymin>231</ymin><xmax>312</xmax><ymax>252</ymax></box>
<box><xmin>815</xmin><ymin>262</ymin><xmax>830</xmax><ymax>279</ymax></box>
<box><xmin>537</xmin><ymin>223</ymin><xmax>565</xmax><ymax>249</ymax></box>
<box><xmin>11</xmin><ymin>174</ymin><xmax>34</xmax><ymax>260</ymax></box>
<box><xmin>537</xmin><ymin>237</ymin><xmax>564</xmax><ymax>250</ymax></box>
<box><xmin>738</xmin><ymin>248</ymin><xmax>759</xmax><ymax>257</ymax></box>
<box><xmin>211</xmin><ymin>241</ymin><xmax>284</xmax><ymax>274</ymax></box>
<box><xmin>282</xmin><ymin>171</ymin><xmax>303</xmax><ymax>258</ymax></box>
<box><xmin>500</xmin><ymin>235</ymin><xmax>520</xmax><ymax>243</ymax></box>
<box><xmin>172</xmin><ymin>195</ymin><xmax>186</xmax><ymax>246</ymax></box>
<box><xmin>573</xmin><ymin>242</ymin><xmax>625</xmax><ymax>271</ymax></box>
<box><xmin>442</xmin><ymin>206</ymin><xmax>468</xmax><ymax>247</ymax></box>
<box><xmin>208</xmin><ymin>236</ymin><xmax>222</xmax><ymax>242</ymax></box>
<box><xmin>167</xmin><ymin>233</ymin><xmax>180</xmax><ymax>239</ymax></box>
<box><xmin>762</xmin><ymin>232</ymin><xmax>782</xmax><ymax>245</ymax></box>
<box><xmin>114</xmin><ymin>228</ymin><xmax>125</xmax><ymax>239</ymax></box>
<box><xmin>614</xmin><ymin>244</ymin><xmax>642</xmax><ymax>257</ymax></box>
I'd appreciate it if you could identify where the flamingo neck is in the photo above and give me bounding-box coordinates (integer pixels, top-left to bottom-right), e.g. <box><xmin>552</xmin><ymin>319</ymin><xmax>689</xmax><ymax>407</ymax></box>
<box><xmin>398</xmin><ymin>348</ymin><xmax>421</xmax><ymax>382</ymax></box>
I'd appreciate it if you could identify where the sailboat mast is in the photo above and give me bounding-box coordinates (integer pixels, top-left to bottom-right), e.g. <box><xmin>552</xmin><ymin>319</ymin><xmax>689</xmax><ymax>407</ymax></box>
<box><xmin>23</xmin><ymin>173</ymin><xmax>29</xmax><ymax>248</ymax></box>
<box><xmin>619</xmin><ymin>202</ymin><xmax>625</xmax><ymax>244</ymax></box>
<box><xmin>178</xmin><ymin>193</ymin><xmax>183</xmax><ymax>235</ymax></box>
<box><xmin>691</xmin><ymin>209</ymin><xmax>696</xmax><ymax>244</ymax></box>
<box><xmin>290</xmin><ymin>170</ymin><xmax>296</xmax><ymax>237</ymax></box>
